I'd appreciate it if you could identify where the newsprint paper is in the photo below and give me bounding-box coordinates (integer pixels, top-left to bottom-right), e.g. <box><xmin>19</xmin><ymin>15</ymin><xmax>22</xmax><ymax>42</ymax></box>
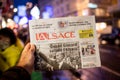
<box><xmin>29</xmin><ymin>16</ymin><xmax>101</xmax><ymax>71</ymax></box>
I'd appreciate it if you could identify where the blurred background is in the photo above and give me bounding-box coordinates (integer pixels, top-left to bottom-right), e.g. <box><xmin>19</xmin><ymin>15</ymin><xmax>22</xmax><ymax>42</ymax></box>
<box><xmin>0</xmin><ymin>0</ymin><xmax>120</xmax><ymax>80</ymax></box>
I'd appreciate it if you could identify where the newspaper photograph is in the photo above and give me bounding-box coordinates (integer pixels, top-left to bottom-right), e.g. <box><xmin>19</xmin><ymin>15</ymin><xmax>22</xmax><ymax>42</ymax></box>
<box><xmin>29</xmin><ymin>16</ymin><xmax>101</xmax><ymax>71</ymax></box>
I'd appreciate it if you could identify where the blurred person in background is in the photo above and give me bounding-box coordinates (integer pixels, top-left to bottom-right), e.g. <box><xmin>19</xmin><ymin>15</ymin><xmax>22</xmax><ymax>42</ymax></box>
<box><xmin>17</xmin><ymin>27</ymin><xmax>30</xmax><ymax>44</ymax></box>
<box><xmin>13</xmin><ymin>27</ymin><xmax>24</xmax><ymax>50</ymax></box>
<box><xmin>0</xmin><ymin>28</ymin><xmax>24</xmax><ymax>74</ymax></box>
<box><xmin>7</xmin><ymin>23</ymin><xmax>24</xmax><ymax>49</ymax></box>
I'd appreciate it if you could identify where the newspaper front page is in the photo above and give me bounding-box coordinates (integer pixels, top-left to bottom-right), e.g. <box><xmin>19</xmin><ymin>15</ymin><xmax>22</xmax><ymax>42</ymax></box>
<box><xmin>29</xmin><ymin>16</ymin><xmax>101</xmax><ymax>71</ymax></box>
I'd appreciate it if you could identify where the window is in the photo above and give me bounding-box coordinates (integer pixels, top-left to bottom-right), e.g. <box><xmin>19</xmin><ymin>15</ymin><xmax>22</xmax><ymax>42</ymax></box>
<box><xmin>66</xmin><ymin>4</ymin><xmax>70</xmax><ymax>11</ymax></box>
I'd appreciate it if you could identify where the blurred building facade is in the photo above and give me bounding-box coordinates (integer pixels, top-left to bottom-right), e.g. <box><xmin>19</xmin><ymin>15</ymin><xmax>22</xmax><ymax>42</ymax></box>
<box><xmin>38</xmin><ymin>0</ymin><xmax>112</xmax><ymax>18</ymax></box>
<box><xmin>37</xmin><ymin>0</ymin><xmax>120</xmax><ymax>36</ymax></box>
<box><xmin>107</xmin><ymin>0</ymin><xmax>120</xmax><ymax>28</ymax></box>
<box><xmin>38</xmin><ymin>0</ymin><xmax>120</xmax><ymax>28</ymax></box>
<box><xmin>108</xmin><ymin>0</ymin><xmax>120</xmax><ymax>17</ymax></box>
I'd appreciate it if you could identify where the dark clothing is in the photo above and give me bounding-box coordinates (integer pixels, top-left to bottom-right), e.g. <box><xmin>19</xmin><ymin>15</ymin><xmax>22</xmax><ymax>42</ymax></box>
<box><xmin>0</xmin><ymin>66</ymin><xmax>31</xmax><ymax>80</ymax></box>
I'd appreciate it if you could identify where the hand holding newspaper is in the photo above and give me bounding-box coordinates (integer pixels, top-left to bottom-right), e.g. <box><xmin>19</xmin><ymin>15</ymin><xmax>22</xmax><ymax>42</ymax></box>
<box><xmin>29</xmin><ymin>16</ymin><xmax>101</xmax><ymax>71</ymax></box>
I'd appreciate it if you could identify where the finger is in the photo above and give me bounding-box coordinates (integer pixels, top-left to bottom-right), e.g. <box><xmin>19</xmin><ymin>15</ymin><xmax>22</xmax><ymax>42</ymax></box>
<box><xmin>24</xmin><ymin>43</ymin><xmax>31</xmax><ymax>52</ymax></box>
<box><xmin>51</xmin><ymin>67</ymin><xmax>53</xmax><ymax>71</ymax></box>
<box><xmin>29</xmin><ymin>43</ymin><xmax>35</xmax><ymax>54</ymax></box>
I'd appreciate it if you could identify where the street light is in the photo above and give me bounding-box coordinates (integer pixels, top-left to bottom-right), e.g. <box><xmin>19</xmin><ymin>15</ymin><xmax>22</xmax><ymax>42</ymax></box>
<box><xmin>13</xmin><ymin>8</ymin><xmax>17</xmax><ymax>13</ymax></box>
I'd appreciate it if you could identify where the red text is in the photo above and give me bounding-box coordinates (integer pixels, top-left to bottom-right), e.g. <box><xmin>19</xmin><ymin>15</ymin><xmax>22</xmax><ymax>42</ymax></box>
<box><xmin>36</xmin><ymin>32</ymin><xmax>75</xmax><ymax>40</ymax></box>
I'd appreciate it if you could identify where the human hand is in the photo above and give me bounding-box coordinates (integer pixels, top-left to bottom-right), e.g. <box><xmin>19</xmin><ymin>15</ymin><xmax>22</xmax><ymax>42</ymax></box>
<box><xmin>46</xmin><ymin>64</ymin><xmax>54</xmax><ymax>71</ymax></box>
<box><xmin>17</xmin><ymin>43</ymin><xmax>35</xmax><ymax>74</ymax></box>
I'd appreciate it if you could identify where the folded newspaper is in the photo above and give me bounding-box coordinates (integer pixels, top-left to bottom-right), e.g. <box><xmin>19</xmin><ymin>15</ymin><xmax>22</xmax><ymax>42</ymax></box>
<box><xmin>29</xmin><ymin>16</ymin><xmax>101</xmax><ymax>71</ymax></box>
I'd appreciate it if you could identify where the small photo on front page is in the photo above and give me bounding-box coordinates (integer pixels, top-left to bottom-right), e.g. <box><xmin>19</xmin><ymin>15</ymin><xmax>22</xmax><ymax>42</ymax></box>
<box><xmin>81</xmin><ymin>41</ymin><xmax>96</xmax><ymax>56</ymax></box>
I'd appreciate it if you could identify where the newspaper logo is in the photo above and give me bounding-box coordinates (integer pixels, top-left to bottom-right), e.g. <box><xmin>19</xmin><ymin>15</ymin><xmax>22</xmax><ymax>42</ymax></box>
<box><xmin>36</xmin><ymin>32</ymin><xmax>75</xmax><ymax>40</ymax></box>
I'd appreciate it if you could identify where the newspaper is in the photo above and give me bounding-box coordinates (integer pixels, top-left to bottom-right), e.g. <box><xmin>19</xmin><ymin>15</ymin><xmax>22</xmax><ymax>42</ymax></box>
<box><xmin>29</xmin><ymin>16</ymin><xmax>101</xmax><ymax>71</ymax></box>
